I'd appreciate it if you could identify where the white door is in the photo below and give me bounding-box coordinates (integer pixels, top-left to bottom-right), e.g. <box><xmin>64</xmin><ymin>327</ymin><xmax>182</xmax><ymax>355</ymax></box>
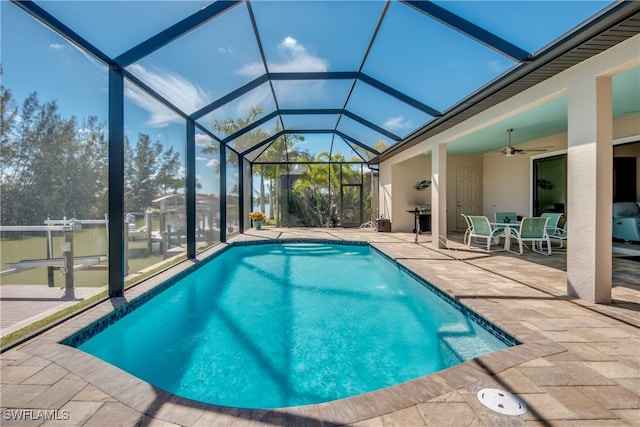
<box><xmin>456</xmin><ymin>168</ymin><xmax>480</xmax><ymax>229</ymax></box>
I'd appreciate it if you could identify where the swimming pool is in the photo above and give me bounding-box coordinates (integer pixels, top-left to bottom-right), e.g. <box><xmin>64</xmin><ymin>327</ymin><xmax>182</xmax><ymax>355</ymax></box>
<box><xmin>64</xmin><ymin>241</ymin><xmax>517</xmax><ymax>409</ymax></box>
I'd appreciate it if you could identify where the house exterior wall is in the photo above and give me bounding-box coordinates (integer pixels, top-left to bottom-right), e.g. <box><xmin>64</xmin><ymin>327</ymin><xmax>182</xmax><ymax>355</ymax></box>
<box><xmin>379</xmin><ymin>159</ymin><xmax>393</xmax><ymax>222</ymax></box>
<box><xmin>390</xmin><ymin>155</ymin><xmax>430</xmax><ymax>232</ymax></box>
<box><xmin>378</xmin><ymin>33</ymin><xmax>639</xmax><ymax>303</ymax></box>
<box><xmin>483</xmin><ymin>133</ymin><xmax>567</xmax><ymax>219</ymax></box>
<box><xmin>381</xmin><ymin>154</ymin><xmax>484</xmax><ymax>232</ymax></box>
<box><xmin>480</xmin><ymin>124</ymin><xmax>639</xmax><ymax>219</ymax></box>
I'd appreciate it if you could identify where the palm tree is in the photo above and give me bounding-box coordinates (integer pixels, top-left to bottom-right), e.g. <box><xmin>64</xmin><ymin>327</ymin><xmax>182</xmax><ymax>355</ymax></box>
<box><xmin>289</xmin><ymin>152</ymin><xmax>364</xmax><ymax>227</ymax></box>
<box><xmin>203</xmin><ymin>106</ymin><xmax>267</xmax><ymax>166</ymax></box>
<box><xmin>259</xmin><ymin>130</ymin><xmax>305</xmax><ymax>226</ymax></box>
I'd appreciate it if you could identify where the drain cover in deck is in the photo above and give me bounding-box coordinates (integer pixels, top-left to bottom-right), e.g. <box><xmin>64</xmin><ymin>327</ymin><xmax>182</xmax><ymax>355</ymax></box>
<box><xmin>477</xmin><ymin>388</ymin><xmax>527</xmax><ymax>416</ymax></box>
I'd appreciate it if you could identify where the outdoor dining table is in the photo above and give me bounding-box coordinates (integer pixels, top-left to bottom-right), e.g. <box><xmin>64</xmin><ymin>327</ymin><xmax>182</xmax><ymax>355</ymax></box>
<box><xmin>490</xmin><ymin>221</ymin><xmax>521</xmax><ymax>253</ymax></box>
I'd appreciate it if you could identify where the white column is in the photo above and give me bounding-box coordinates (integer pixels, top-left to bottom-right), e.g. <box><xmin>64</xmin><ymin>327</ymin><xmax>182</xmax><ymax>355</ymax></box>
<box><xmin>567</xmin><ymin>75</ymin><xmax>613</xmax><ymax>303</ymax></box>
<box><xmin>431</xmin><ymin>143</ymin><xmax>447</xmax><ymax>249</ymax></box>
<box><xmin>378</xmin><ymin>161</ymin><xmax>392</xmax><ymax>221</ymax></box>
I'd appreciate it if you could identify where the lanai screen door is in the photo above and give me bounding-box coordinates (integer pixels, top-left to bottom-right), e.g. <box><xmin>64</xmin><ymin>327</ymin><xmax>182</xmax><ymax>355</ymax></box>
<box><xmin>341</xmin><ymin>184</ymin><xmax>363</xmax><ymax>227</ymax></box>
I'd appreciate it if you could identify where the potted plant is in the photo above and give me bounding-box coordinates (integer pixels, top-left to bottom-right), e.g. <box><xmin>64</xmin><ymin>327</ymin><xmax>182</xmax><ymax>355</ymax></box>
<box><xmin>249</xmin><ymin>211</ymin><xmax>267</xmax><ymax>230</ymax></box>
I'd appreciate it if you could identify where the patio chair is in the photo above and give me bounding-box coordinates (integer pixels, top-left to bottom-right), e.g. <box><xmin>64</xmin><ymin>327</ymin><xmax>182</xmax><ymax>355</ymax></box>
<box><xmin>495</xmin><ymin>212</ymin><xmax>518</xmax><ymax>224</ymax></box>
<box><xmin>461</xmin><ymin>213</ymin><xmax>473</xmax><ymax>245</ymax></box>
<box><xmin>549</xmin><ymin>220</ymin><xmax>568</xmax><ymax>248</ymax></box>
<box><xmin>511</xmin><ymin>216</ymin><xmax>552</xmax><ymax>255</ymax></box>
<box><xmin>466</xmin><ymin>215</ymin><xmax>504</xmax><ymax>251</ymax></box>
<box><xmin>541</xmin><ymin>213</ymin><xmax>563</xmax><ymax>237</ymax></box>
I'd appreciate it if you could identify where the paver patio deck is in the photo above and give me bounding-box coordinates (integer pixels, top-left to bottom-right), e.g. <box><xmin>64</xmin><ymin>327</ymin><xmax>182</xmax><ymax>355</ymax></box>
<box><xmin>1</xmin><ymin>228</ymin><xmax>638</xmax><ymax>426</ymax></box>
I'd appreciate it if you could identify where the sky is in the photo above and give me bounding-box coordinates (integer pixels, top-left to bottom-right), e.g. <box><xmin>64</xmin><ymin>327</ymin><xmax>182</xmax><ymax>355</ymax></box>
<box><xmin>0</xmin><ymin>0</ymin><xmax>614</xmax><ymax>196</ymax></box>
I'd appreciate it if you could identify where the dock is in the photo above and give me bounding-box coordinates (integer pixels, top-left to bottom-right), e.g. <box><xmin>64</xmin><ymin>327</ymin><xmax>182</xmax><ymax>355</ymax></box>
<box><xmin>0</xmin><ymin>284</ymin><xmax>106</xmax><ymax>336</ymax></box>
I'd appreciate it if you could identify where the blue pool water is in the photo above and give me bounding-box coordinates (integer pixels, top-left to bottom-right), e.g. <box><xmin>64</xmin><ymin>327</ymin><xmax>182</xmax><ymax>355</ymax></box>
<box><xmin>71</xmin><ymin>242</ymin><xmax>515</xmax><ymax>409</ymax></box>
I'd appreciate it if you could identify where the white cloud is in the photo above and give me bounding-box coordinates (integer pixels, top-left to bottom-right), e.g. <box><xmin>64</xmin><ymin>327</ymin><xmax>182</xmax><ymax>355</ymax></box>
<box><xmin>49</xmin><ymin>43</ymin><xmax>66</xmax><ymax>50</ymax></box>
<box><xmin>237</xmin><ymin>36</ymin><xmax>327</xmax><ymax>77</ymax></box>
<box><xmin>125</xmin><ymin>64</ymin><xmax>213</xmax><ymax>126</ymax></box>
<box><xmin>235</xmin><ymin>36</ymin><xmax>330</xmax><ymax>110</ymax></box>
<box><xmin>206</xmin><ymin>158</ymin><xmax>220</xmax><ymax>169</ymax></box>
<box><xmin>195</xmin><ymin>133</ymin><xmax>214</xmax><ymax>147</ymax></box>
<box><xmin>384</xmin><ymin>116</ymin><xmax>412</xmax><ymax>130</ymax></box>
<box><xmin>272</xmin><ymin>36</ymin><xmax>327</xmax><ymax>72</ymax></box>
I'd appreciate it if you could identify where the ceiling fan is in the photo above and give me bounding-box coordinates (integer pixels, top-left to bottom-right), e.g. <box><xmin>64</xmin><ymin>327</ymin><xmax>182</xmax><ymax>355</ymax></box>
<box><xmin>498</xmin><ymin>128</ymin><xmax>549</xmax><ymax>157</ymax></box>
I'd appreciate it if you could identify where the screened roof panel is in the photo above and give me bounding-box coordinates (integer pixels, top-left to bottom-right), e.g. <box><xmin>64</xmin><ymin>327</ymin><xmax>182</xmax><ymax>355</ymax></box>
<box><xmin>346</xmin><ymin>80</ymin><xmax>434</xmax><ymax>139</ymax></box>
<box><xmin>125</xmin><ymin>4</ymin><xmax>264</xmax><ymax>115</ymax></box>
<box><xmin>280</xmin><ymin>114</ymin><xmax>341</xmax><ymax>131</ymax></box>
<box><xmin>244</xmin><ymin>144</ymin><xmax>268</xmax><ymax>163</ymax></box>
<box><xmin>432</xmin><ymin>0</ymin><xmax>613</xmax><ymax>55</ymax></box>
<box><xmin>343</xmin><ymin>137</ymin><xmax>378</xmax><ymax>162</ymax></box>
<box><xmin>331</xmin><ymin>136</ymin><xmax>369</xmax><ymax>162</ymax></box>
<box><xmin>250</xmin><ymin>134</ymin><xmax>306</xmax><ymax>163</ymax></box>
<box><xmin>229</xmin><ymin>129</ymin><xmax>271</xmax><ymax>153</ymax></box>
<box><xmin>14</xmin><ymin>0</ymin><xmax>624</xmax><ymax>165</ymax></box>
<box><xmin>295</xmin><ymin>133</ymin><xmax>336</xmax><ymax>159</ymax></box>
<box><xmin>195</xmin><ymin>131</ymin><xmax>219</xmax><ymax>153</ymax></box>
<box><xmin>363</xmin><ymin>1</ymin><xmax>517</xmax><ymax>113</ymax></box>
<box><xmin>1</xmin><ymin>2</ymin><xmax>108</xmax><ymax>122</ymax></box>
<box><xmin>251</xmin><ymin>1</ymin><xmax>385</xmax><ymax>72</ymax></box>
<box><xmin>336</xmin><ymin>116</ymin><xmax>394</xmax><ymax>151</ymax></box>
<box><xmin>272</xmin><ymin>79</ymin><xmax>355</xmax><ymax>110</ymax></box>
<box><xmin>249</xmin><ymin>132</ymin><xmax>350</xmax><ymax>162</ymax></box>
<box><xmin>33</xmin><ymin>0</ymin><xmax>214</xmax><ymax>58</ymax></box>
<box><xmin>195</xmin><ymin>83</ymin><xmax>276</xmax><ymax>139</ymax></box>
<box><xmin>228</xmin><ymin>116</ymin><xmax>280</xmax><ymax>154</ymax></box>
<box><xmin>124</xmin><ymin>78</ymin><xmax>183</xmax><ymax>128</ymax></box>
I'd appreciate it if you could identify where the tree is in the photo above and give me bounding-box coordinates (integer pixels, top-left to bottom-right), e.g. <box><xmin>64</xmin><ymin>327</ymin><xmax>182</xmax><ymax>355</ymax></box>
<box><xmin>1</xmin><ymin>88</ymin><xmax>108</xmax><ymax>224</ymax></box>
<box><xmin>206</xmin><ymin>107</ymin><xmax>306</xmax><ymax>225</ymax></box>
<box><xmin>74</xmin><ymin>115</ymin><xmax>109</xmax><ymax>218</ymax></box>
<box><xmin>155</xmin><ymin>146</ymin><xmax>182</xmax><ymax>195</ymax></box>
<box><xmin>290</xmin><ymin>152</ymin><xmax>364</xmax><ymax>227</ymax></box>
<box><xmin>258</xmin><ymin>130</ymin><xmax>305</xmax><ymax>226</ymax></box>
<box><xmin>124</xmin><ymin>133</ymin><xmax>182</xmax><ymax>213</ymax></box>
<box><xmin>204</xmin><ymin>106</ymin><xmax>267</xmax><ymax>164</ymax></box>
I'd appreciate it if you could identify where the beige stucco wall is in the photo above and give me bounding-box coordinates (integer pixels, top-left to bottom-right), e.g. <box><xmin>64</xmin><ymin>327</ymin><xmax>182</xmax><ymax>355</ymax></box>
<box><xmin>379</xmin><ymin>159</ymin><xmax>393</xmax><ymax>221</ymax></box>
<box><xmin>383</xmin><ymin>154</ymin><xmax>484</xmax><ymax>232</ymax></box>
<box><xmin>482</xmin><ymin>133</ymin><xmax>567</xmax><ymax>219</ymax></box>
<box><xmin>614</xmin><ymin>114</ymin><xmax>640</xmax><ymax>139</ymax></box>
<box><xmin>390</xmin><ymin>155</ymin><xmax>431</xmax><ymax>232</ymax></box>
<box><xmin>481</xmin><ymin>116</ymin><xmax>640</xmax><ymax>219</ymax></box>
